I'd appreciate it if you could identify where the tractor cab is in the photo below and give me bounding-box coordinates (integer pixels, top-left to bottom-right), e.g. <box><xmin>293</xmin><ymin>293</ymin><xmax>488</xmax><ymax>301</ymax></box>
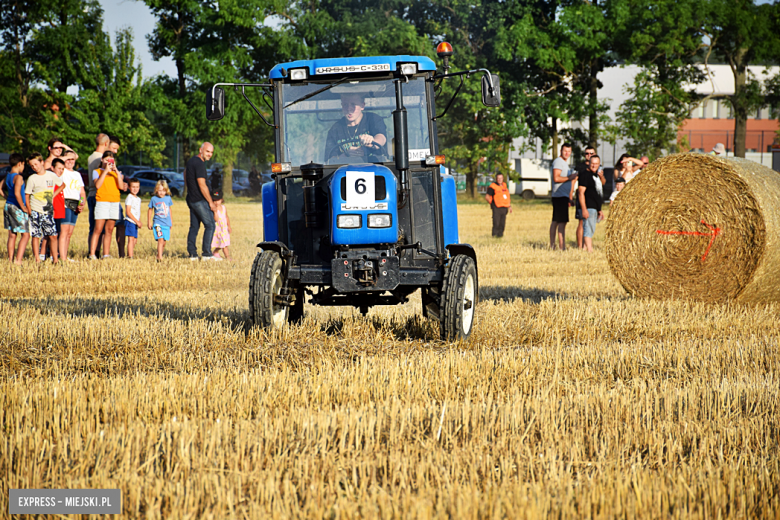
<box><xmin>207</xmin><ymin>45</ymin><xmax>500</xmax><ymax>340</ymax></box>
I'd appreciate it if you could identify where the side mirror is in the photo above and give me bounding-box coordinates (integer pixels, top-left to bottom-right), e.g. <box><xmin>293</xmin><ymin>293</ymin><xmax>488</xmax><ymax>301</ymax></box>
<box><xmin>206</xmin><ymin>86</ymin><xmax>225</xmax><ymax>121</ymax></box>
<box><xmin>481</xmin><ymin>74</ymin><xmax>500</xmax><ymax>107</ymax></box>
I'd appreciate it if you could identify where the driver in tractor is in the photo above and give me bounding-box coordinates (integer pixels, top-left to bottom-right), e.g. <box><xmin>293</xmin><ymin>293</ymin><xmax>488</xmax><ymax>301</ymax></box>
<box><xmin>325</xmin><ymin>92</ymin><xmax>388</xmax><ymax>163</ymax></box>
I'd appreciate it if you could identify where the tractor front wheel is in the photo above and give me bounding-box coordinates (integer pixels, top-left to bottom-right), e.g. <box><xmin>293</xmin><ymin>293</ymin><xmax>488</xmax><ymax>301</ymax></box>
<box><xmin>249</xmin><ymin>250</ymin><xmax>292</xmax><ymax>329</ymax></box>
<box><xmin>440</xmin><ymin>255</ymin><xmax>478</xmax><ymax>341</ymax></box>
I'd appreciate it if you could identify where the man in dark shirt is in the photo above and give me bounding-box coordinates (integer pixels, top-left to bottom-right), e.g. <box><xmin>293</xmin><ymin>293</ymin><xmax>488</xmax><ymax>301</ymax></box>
<box><xmin>577</xmin><ymin>154</ymin><xmax>606</xmax><ymax>253</ymax></box>
<box><xmin>573</xmin><ymin>145</ymin><xmax>596</xmax><ymax>249</ymax></box>
<box><xmin>325</xmin><ymin>93</ymin><xmax>387</xmax><ymax>163</ymax></box>
<box><xmin>185</xmin><ymin>142</ymin><xmax>218</xmax><ymax>260</ymax></box>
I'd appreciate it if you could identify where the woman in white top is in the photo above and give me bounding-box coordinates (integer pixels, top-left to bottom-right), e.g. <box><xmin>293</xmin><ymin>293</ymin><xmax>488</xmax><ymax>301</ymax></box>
<box><xmin>58</xmin><ymin>150</ymin><xmax>86</xmax><ymax>261</ymax></box>
<box><xmin>614</xmin><ymin>154</ymin><xmax>643</xmax><ymax>183</ymax></box>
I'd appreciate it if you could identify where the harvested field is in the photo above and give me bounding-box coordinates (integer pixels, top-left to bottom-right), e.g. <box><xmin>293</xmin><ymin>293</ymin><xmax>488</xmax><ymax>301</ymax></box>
<box><xmin>2</xmin><ymin>199</ymin><xmax>779</xmax><ymax>518</ymax></box>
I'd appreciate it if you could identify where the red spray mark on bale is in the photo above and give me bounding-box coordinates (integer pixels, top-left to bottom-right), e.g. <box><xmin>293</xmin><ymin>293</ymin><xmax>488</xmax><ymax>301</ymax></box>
<box><xmin>656</xmin><ymin>220</ymin><xmax>722</xmax><ymax>262</ymax></box>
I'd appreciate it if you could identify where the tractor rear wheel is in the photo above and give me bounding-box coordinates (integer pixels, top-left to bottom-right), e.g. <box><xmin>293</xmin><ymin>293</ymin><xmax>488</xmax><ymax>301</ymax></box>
<box><xmin>440</xmin><ymin>255</ymin><xmax>478</xmax><ymax>341</ymax></box>
<box><xmin>249</xmin><ymin>250</ymin><xmax>291</xmax><ymax>329</ymax></box>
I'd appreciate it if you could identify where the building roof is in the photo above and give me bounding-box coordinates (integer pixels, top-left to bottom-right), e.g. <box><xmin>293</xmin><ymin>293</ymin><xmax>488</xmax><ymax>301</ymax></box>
<box><xmin>691</xmin><ymin>64</ymin><xmax>780</xmax><ymax>96</ymax></box>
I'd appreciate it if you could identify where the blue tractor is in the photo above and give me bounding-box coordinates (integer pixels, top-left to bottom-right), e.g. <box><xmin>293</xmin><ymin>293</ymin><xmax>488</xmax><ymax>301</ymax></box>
<box><xmin>207</xmin><ymin>43</ymin><xmax>500</xmax><ymax>340</ymax></box>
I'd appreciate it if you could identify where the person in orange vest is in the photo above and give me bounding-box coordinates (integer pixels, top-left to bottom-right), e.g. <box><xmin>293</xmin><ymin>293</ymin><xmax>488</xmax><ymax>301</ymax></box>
<box><xmin>485</xmin><ymin>173</ymin><xmax>512</xmax><ymax>237</ymax></box>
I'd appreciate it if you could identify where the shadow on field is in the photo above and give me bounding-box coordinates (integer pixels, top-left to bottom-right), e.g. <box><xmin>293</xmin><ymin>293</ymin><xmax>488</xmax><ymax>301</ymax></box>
<box><xmin>8</xmin><ymin>297</ymin><xmax>249</xmax><ymax>328</ymax></box>
<box><xmin>480</xmin><ymin>285</ymin><xmax>565</xmax><ymax>304</ymax></box>
<box><xmin>525</xmin><ymin>240</ymin><xmax>581</xmax><ymax>250</ymax></box>
<box><xmin>321</xmin><ymin>314</ymin><xmax>440</xmax><ymax>342</ymax></box>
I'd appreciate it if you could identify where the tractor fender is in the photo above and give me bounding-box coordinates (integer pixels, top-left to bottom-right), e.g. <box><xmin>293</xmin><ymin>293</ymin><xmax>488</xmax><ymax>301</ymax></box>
<box><xmin>446</xmin><ymin>243</ymin><xmax>478</xmax><ymax>300</ymax></box>
<box><xmin>256</xmin><ymin>241</ymin><xmax>294</xmax><ymax>278</ymax></box>
<box><xmin>256</xmin><ymin>241</ymin><xmax>293</xmax><ymax>259</ymax></box>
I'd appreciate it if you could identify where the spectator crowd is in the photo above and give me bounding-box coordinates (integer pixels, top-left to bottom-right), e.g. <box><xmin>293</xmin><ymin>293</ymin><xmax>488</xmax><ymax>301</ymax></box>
<box><xmin>483</xmin><ymin>142</ymin><xmax>653</xmax><ymax>251</ymax></box>
<box><xmin>3</xmin><ymin>134</ymin><xmax>232</xmax><ymax>263</ymax></box>
<box><xmin>548</xmin><ymin>143</ymin><xmax>649</xmax><ymax>252</ymax></box>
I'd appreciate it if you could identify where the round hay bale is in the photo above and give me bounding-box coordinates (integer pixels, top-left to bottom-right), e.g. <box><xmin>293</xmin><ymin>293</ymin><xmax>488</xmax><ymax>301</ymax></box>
<box><xmin>605</xmin><ymin>153</ymin><xmax>780</xmax><ymax>304</ymax></box>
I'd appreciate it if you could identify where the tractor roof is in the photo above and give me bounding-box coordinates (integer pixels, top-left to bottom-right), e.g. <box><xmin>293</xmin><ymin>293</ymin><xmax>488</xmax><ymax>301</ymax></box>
<box><xmin>269</xmin><ymin>56</ymin><xmax>437</xmax><ymax>79</ymax></box>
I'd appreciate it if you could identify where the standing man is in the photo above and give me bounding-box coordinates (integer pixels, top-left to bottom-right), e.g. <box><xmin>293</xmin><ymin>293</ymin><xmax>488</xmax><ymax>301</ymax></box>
<box><xmin>573</xmin><ymin>146</ymin><xmax>597</xmax><ymax>250</ymax></box>
<box><xmin>578</xmin><ymin>154</ymin><xmax>606</xmax><ymax>253</ymax></box>
<box><xmin>185</xmin><ymin>142</ymin><xmax>218</xmax><ymax>260</ymax></box>
<box><xmin>249</xmin><ymin>166</ymin><xmax>260</xmax><ymax>196</ymax></box>
<box><xmin>549</xmin><ymin>143</ymin><xmax>577</xmax><ymax>250</ymax></box>
<box><xmin>87</xmin><ymin>133</ymin><xmax>110</xmax><ymax>249</ymax></box>
<box><xmin>108</xmin><ymin>135</ymin><xmax>121</xmax><ymax>155</ymax></box>
<box><xmin>485</xmin><ymin>173</ymin><xmax>512</xmax><ymax>238</ymax></box>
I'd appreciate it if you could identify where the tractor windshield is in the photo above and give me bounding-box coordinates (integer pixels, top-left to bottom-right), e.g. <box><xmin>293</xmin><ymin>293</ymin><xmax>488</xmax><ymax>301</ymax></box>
<box><xmin>282</xmin><ymin>77</ymin><xmax>431</xmax><ymax>167</ymax></box>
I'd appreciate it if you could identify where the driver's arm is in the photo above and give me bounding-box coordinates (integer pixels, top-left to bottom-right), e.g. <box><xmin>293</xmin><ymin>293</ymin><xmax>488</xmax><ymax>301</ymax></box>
<box><xmin>358</xmin><ymin>113</ymin><xmax>387</xmax><ymax>150</ymax></box>
<box><xmin>372</xmin><ymin>133</ymin><xmax>387</xmax><ymax>147</ymax></box>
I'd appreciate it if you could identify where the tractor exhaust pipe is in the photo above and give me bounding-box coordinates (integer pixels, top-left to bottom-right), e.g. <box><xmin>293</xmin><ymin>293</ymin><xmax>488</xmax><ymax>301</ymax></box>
<box><xmin>393</xmin><ymin>79</ymin><xmax>409</xmax><ymax>206</ymax></box>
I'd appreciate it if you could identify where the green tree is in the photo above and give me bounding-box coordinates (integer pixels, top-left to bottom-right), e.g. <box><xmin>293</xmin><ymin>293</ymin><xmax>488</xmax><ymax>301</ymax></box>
<box><xmin>0</xmin><ymin>0</ymin><xmax>97</xmax><ymax>153</ymax></box>
<box><xmin>402</xmin><ymin>0</ymin><xmax>525</xmax><ymax>197</ymax></box>
<box><xmin>701</xmin><ymin>0</ymin><xmax>780</xmax><ymax>157</ymax></box>
<box><xmin>493</xmin><ymin>0</ymin><xmax>612</xmax><ymax>160</ymax></box>
<box><xmin>145</xmin><ymin>0</ymin><xmax>281</xmax><ymax>196</ymax></box>
<box><xmin>0</xmin><ymin>0</ymin><xmax>165</xmax><ymax>163</ymax></box>
<box><xmin>145</xmin><ymin>0</ymin><xmax>205</xmax><ymax>171</ymax></box>
<box><xmin>612</xmin><ymin>69</ymin><xmax>694</xmax><ymax>158</ymax></box>
<box><xmin>271</xmin><ymin>0</ymin><xmax>430</xmax><ymax>60</ymax></box>
<box><xmin>67</xmin><ymin>28</ymin><xmax>166</xmax><ymax>165</ymax></box>
<box><xmin>609</xmin><ymin>0</ymin><xmax>706</xmax><ymax>158</ymax></box>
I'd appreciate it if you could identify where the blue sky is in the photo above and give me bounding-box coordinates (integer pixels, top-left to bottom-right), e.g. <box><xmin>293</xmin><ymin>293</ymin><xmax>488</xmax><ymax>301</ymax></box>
<box><xmin>99</xmin><ymin>0</ymin><xmax>175</xmax><ymax>79</ymax></box>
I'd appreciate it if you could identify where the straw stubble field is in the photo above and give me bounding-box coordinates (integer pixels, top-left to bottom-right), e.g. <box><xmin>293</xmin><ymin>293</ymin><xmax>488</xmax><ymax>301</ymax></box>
<box><xmin>1</xmin><ymin>199</ymin><xmax>779</xmax><ymax>518</ymax></box>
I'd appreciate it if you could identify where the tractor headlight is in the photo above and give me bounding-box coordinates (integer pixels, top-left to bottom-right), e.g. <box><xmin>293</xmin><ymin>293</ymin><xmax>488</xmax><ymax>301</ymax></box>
<box><xmin>337</xmin><ymin>214</ymin><xmax>362</xmax><ymax>228</ymax></box>
<box><xmin>367</xmin><ymin>214</ymin><xmax>392</xmax><ymax>228</ymax></box>
<box><xmin>399</xmin><ymin>63</ymin><xmax>417</xmax><ymax>76</ymax></box>
<box><xmin>289</xmin><ymin>68</ymin><xmax>308</xmax><ymax>81</ymax></box>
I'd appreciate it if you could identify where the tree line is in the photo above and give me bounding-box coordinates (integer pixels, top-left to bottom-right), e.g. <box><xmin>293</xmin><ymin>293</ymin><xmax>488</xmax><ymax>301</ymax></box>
<box><xmin>2</xmin><ymin>0</ymin><xmax>779</xmax><ymax>197</ymax></box>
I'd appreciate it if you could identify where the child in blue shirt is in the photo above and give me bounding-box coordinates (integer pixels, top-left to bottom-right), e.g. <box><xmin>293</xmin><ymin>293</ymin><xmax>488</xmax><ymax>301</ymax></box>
<box><xmin>147</xmin><ymin>180</ymin><xmax>173</xmax><ymax>261</ymax></box>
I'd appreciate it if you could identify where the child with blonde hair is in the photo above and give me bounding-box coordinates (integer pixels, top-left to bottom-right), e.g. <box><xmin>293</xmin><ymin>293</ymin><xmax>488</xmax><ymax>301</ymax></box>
<box><xmin>124</xmin><ymin>178</ymin><xmax>142</xmax><ymax>259</ymax></box>
<box><xmin>147</xmin><ymin>180</ymin><xmax>173</xmax><ymax>261</ymax></box>
<box><xmin>210</xmin><ymin>190</ymin><xmax>232</xmax><ymax>260</ymax></box>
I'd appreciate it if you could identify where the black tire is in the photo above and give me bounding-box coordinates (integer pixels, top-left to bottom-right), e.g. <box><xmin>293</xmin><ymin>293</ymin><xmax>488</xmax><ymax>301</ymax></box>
<box><xmin>249</xmin><ymin>250</ymin><xmax>289</xmax><ymax>329</ymax></box>
<box><xmin>522</xmin><ymin>189</ymin><xmax>535</xmax><ymax>201</ymax></box>
<box><xmin>170</xmin><ymin>188</ymin><xmax>180</xmax><ymax>197</ymax></box>
<box><xmin>440</xmin><ymin>255</ymin><xmax>478</xmax><ymax>341</ymax></box>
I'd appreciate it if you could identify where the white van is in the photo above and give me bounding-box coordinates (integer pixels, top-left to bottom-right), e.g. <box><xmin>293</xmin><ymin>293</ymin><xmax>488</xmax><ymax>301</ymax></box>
<box><xmin>510</xmin><ymin>158</ymin><xmax>553</xmax><ymax>200</ymax></box>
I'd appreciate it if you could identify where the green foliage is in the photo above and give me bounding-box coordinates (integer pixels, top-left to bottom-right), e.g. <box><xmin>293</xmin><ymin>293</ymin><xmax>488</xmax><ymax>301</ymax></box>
<box><xmin>7</xmin><ymin>0</ymin><xmax>780</xmax><ymax>192</ymax></box>
<box><xmin>491</xmin><ymin>0</ymin><xmax>615</xmax><ymax>158</ymax></box>
<box><xmin>0</xmin><ymin>0</ymin><xmax>165</xmax><ymax>164</ymax></box>
<box><xmin>700</xmin><ymin>0</ymin><xmax>780</xmax><ymax>157</ymax></box>
<box><xmin>143</xmin><ymin>0</ymin><xmax>281</xmax><ymax>194</ymax></box>
<box><xmin>610</xmin><ymin>69</ymin><xmax>691</xmax><ymax>159</ymax></box>
<box><xmin>609</xmin><ymin>0</ymin><xmax>706</xmax><ymax>159</ymax></box>
<box><xmin>67</xmin><ymin>29</ymin><xmax>166</xmax><ymax>165</ymax></box>
<box><xmin>763</xmin><ymin>71</ymin><xmax>780</xmax><ymax>121</ymax></box>
<box><xmin>402</xmin><ymin>0</ymin><xmax>524</xmax><ymax>196</ymax></box>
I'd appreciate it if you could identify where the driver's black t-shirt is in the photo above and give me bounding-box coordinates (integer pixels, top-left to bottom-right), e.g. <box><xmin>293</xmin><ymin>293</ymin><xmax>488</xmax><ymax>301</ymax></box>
<box><xmin>325</xmin><ymin>112</ymin><xmax>387</xmax><ymax>161</ymax></box>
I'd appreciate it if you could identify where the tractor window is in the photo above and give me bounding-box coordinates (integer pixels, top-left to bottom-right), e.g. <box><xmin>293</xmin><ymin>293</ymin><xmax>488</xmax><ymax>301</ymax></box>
<box><xmin>282</xmin><ymin>77</ymin><xmax>430</xmax><ymax>167</ymax></box>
